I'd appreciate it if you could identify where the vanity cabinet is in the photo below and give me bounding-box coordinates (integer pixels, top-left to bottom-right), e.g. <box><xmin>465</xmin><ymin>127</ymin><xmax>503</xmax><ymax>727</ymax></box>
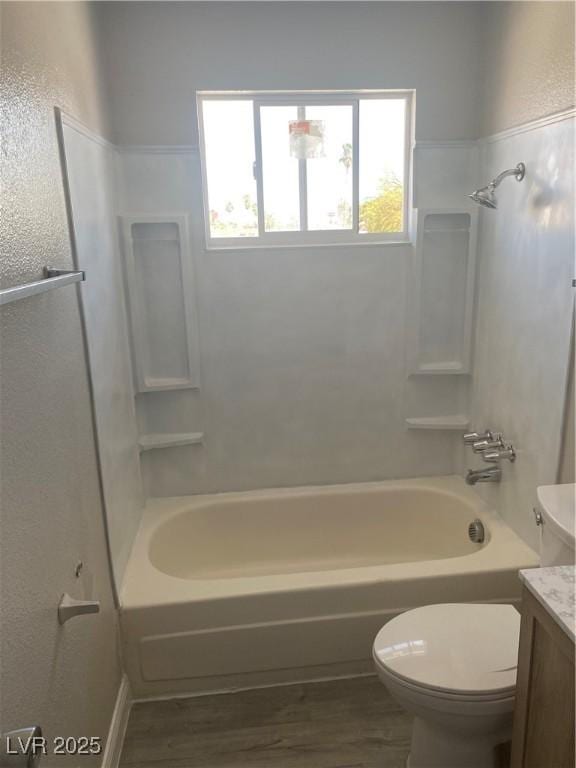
<box><xmin>511</xmin><ymin>585</ymin><xmax>575</xmax><ymax>768</ymax></box>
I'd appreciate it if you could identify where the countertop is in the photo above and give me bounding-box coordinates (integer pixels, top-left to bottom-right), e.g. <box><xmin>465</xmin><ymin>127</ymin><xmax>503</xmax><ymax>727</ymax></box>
<box><xmin>519</xmin><ymin>565</ymin><xmax>575</xmax><ymax>642</ymax></box>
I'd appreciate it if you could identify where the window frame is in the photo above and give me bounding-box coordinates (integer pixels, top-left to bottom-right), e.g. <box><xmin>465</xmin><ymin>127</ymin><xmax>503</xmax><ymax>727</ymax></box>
<box><xmin>197</xmin><ymin>90</ymin><xmax>414</xmax><ymax>249</ymax></box>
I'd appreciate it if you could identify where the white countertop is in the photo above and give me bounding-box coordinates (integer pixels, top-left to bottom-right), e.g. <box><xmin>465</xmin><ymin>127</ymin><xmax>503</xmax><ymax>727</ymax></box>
<box><xmin>520</xmin><ymin>565</ymin><xmax>575</xmax><ymax>642</ymax></box>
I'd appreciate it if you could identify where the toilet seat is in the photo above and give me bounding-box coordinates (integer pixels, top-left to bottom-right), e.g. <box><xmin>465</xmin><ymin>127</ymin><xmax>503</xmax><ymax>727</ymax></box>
<box><xmin>373</xmin><ymin>603</ymin><xmax>520</xmax><ymax>699</ymax></box>
<box><xmin>377</xmin><ymin>663</ymin><xmax>515</xmax><ymax>704</ymax></box>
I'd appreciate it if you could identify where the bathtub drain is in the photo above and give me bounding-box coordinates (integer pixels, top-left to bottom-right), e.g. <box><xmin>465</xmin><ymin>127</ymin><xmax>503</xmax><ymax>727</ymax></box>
<box><xmin>468</xmin><ymin>519</ymin><xmax>485</xmax><ymax>544</ymax></box>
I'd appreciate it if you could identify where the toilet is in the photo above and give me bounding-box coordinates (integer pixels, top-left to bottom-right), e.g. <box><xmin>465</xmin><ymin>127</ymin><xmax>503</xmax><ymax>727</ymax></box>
<box><xmin>372</xmin><ymin>484</ymin><xmax>575</xmax><ymax>768</ymax></box>
<box><xmin>373</xmin><ymin>603</ymin><xmax>519</xmax><ymax>768</ymax></box>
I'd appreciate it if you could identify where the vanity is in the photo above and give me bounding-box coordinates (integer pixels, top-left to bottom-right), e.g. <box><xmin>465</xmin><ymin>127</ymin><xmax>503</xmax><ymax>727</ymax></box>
<box><xmin>511</xmin><ymin>565</ymin><xmax>575</xmax><ymax>768</ymax></box>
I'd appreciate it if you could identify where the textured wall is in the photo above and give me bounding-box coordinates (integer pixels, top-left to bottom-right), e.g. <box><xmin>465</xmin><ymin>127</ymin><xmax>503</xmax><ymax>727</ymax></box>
<box><xmin>482</xmin><ymin>2</ymin><xmax>575</xmax><ymax>135</ymax></box>
<box><xmin>0</xmin><ymin>2</ymin><xmax>121</xmax><ymax>761</ymax></box>
<box><xmin>97</xmin><ymin>1</ymin><xmax>485</xmax><ymax>144</ymax></box>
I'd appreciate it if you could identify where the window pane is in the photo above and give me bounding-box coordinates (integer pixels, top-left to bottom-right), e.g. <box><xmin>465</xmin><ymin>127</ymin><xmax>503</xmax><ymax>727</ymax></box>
<box><xmin>260</xmin><ymin>106</ymin><xmax>300</xmax><ymax>232</ymax></box>
<box><xmin>359</xmin><ymin>99</ymin><xmax>406</xmax><ymax>234</ymax></box>
<box><xmin>305</xmin><ymin>105</ymin><xmax>353</xmax><ymax>231</ymax></box>
<box><xmin>202</xmin><ymin>100</ymin><xmax>258</xmax><ymax>238</ymax></box>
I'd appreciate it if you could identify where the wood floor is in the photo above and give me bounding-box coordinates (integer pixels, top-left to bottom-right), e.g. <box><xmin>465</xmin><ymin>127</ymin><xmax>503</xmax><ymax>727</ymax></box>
<box><xmin>119</xmin><ymin>676</ymin><xmax>412</xmax><ymax>768</ymax></box>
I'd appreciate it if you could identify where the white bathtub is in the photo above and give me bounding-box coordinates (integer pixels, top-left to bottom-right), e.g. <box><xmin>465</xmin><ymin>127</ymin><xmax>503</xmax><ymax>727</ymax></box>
<box><xmin>121</xmin><ymin>476</ymin><xmax>538</xmax><ymax>698</ymax></box>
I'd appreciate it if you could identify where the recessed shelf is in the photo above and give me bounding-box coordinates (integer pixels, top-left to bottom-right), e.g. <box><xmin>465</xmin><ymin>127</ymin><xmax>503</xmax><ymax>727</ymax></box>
<box><xmin>406</xmin><ymin>415</ymin><xmax>470</xmax><ymax>430</ymax></box>
<box><xmin>121</xmin><ymin>214</ymin><xmax>200</xmax><ymax>394</ymax></box>
<box><xmin>140</xmin><ymin>378</ymin><xmax>198</xmax><ymax>393</ymax></box>
<box><xmin>138</xmin><ymin>432</ymin><xmax>204</xmax><ymax>452</ymax></box>
<box><xmin>407</xmin><ymin>209</ymin><xmax>477</xmax><ymax>376</ymax></box>
<box><xmin>411</xmin><ymin>362</ymin><xmax>469</xmax><ymax>376</ymax></box>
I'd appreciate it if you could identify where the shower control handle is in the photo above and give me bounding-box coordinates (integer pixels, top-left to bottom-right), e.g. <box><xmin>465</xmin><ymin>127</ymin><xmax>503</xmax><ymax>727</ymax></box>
<box><xmin>472</xmin><ymin>435</ymin><xmax>504</xmax><ymax>453</ymax></box>
<box><xmin>463</xmin><ymin>430</ymin><xmax>493</xmax><ymax>445</ymax></box>
<box><xmin>482</xmin><ymin>444</ymin><xmax>516</xmax><ymax>463</ymax></box>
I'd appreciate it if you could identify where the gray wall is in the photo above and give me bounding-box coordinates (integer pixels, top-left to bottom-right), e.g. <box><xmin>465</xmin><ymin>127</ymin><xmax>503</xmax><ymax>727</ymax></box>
<box><xmin>0</xmin><ymin>2</ymin><xmax>121</xmax><ymax>759</ymax></box>
<box><xmin>482</xmin><ymin>1</ymin><xmax>575</xmax><ymax>135</ymax></box>
<box><xmin>97</xmin><ymin>1</ymin><xmax>485</xmax><ymax>144</ymax></box>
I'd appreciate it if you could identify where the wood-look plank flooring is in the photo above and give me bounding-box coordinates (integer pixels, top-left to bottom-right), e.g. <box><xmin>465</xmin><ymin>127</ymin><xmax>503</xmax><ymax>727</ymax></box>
<box><xmin>120</xmin><ymin>676</ymin><xmax>412</xmax><ymax>768</ymax></box>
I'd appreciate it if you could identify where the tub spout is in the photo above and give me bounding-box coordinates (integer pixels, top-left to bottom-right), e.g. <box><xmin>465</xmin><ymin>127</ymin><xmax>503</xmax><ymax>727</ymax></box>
<box><xmin>466</xmin><ymin>467</ymin><xmax>501</xmax><ymax>485</ymax></box>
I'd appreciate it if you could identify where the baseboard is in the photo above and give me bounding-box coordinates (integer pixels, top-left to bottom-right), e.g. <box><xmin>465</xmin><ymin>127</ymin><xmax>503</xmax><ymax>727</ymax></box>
<box><xmin>101</xmin><ymin>675</ymin><xmax>132</xmax><ymax>768</ymax></box>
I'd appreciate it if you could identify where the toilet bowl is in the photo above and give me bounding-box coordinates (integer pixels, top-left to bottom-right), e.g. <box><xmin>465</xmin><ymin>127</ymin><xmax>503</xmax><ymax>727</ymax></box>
<box><xmin>373</xmin><ymin>603</ymin><xmax>520</xmax><ymax>768</ymax></box>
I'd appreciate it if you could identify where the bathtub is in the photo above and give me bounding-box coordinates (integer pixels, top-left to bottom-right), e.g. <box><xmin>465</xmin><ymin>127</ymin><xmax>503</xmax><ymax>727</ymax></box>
<box><xmin>120</xmin><ymin>476</ymin><xmax>538</xmax><ymax>698</ymax></box>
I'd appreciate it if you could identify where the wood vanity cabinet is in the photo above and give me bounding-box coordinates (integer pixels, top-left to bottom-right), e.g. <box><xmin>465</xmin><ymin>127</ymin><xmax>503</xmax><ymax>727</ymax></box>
<box><xmin>511</xmin><ymin>586</ymin><xmax>575</xmax><ymax>768</ymax></box>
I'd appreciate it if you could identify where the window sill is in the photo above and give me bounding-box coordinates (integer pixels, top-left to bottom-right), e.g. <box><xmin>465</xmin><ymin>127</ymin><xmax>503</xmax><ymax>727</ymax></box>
<box><xmin>205</xmin><ymin>239</ymin><xmax>414</xmax><ymax>252</ymax></box>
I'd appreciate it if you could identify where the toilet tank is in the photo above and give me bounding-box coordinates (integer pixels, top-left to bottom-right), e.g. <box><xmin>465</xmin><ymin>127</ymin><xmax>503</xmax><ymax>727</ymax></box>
<box><xmin>537</xmin><ymin>484</ymin><xmax>575</xmax><ymax>566</ymax></box>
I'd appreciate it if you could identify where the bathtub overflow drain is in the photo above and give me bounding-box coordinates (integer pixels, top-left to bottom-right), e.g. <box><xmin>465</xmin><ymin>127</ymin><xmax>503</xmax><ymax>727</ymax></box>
<box><xmin>468</xmin><ymin>519</ymin><xmax>485</xmax><ymax>544</ymax></box>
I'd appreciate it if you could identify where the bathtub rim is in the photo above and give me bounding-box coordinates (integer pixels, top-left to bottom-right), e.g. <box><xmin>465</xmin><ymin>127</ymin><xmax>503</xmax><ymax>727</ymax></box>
<box><xmin>120</xmin><ymin>475</ymin><xmax>538</xmax><ymax>610</ymax></box>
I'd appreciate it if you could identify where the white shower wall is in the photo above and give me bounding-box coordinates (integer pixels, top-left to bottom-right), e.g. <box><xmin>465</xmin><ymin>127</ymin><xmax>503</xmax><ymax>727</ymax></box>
<box><xmin>92</xmin><ymin>1</ymin><xmax>573</xmax><ymax>553</ymax></box>
<box><xmin>115</xmin><ymin>116</ymin><xmax>574</xmax><ymax>547</ymax></box>
<box><xmin>117</xmin><ymin>148</ymin><xmax>476</xmax><ymax>496</ymax></box>
<box><xmin>459</xmin><ymin>112</ymin><xmax>575</xmax><ymax>549</ymax></box>
<box><xmin>61</xmin><ymin>116</ymin><xmax>143</xmax><ymax>585</ymax></box>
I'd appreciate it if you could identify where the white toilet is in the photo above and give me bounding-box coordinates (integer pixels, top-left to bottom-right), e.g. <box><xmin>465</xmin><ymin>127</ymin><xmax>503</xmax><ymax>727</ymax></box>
<box><xmin>373</xmin><ymin>603</ymin><xmax>519</xmax><ymax>768</ymax></box>
<box><xmin>373</xmin><ymin>484</ymin><xmax>575</xmax><ymax>768</ymax></box>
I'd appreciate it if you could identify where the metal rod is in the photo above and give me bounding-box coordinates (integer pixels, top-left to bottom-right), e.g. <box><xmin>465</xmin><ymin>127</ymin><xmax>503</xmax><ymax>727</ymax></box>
<box><xmin>0</xmin><ymin>268</ymin><xmax>85</xmax><ymax>307</ymax></box>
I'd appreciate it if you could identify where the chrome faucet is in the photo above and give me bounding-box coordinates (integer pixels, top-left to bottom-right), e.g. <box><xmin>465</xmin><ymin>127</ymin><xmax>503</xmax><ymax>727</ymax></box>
<box><xmin>482</xmin><ymin>445</ymin><xmax>516</xmax><ymax>463</ymax></box>
<box><xmin>463</xmin><ymin>430</ymin><xmax>493</xmax><ymax>444</ymax></box>
<box><xmin>466</xmin><ymin>466</ymin><xmax>502</xmax><ymax>485</ymax></box>
<box><xmin>472</xmin><ymin>434</ymin><xmax>504</xmax><ymax>453</ymax></box>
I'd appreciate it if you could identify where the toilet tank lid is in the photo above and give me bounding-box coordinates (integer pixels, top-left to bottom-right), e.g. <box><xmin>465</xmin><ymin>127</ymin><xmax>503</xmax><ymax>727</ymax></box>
<box><xmin>537</xmin><ymin>484</ymin><xmax>575</xmax><ymax>549</ymax></box>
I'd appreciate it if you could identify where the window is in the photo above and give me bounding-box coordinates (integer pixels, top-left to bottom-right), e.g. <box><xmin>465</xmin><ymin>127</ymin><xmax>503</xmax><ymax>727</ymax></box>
<box><xmin>198</xmin><ymin>91</ymin><xmax>412</xmax><ymax>247</ymax></box>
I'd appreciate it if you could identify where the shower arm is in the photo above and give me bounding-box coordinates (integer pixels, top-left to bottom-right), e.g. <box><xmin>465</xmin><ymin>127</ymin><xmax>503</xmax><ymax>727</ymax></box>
<box><xmin>490</xmin><ymin>163</ymin><xmax>526</xmax><ymax>189</ymax></box>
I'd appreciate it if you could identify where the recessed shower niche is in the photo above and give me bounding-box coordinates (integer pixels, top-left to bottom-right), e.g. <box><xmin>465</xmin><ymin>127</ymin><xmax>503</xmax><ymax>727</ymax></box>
<box><xmin>121</xmin><ymin>214</ymin><xmax>201</xmax><ymax>393</ymax></box>
<box><xmin>121</xmin><ymin>214</ymin><xmax>204</xmax><ymax>485</ymax></box>
<box><xmin>408</xmin><ymin>210</ymin><xmax>477</xmax><ymax>374</ymax></box>
<box><xmin>405</xmin><ymin>208</ymin><xmax>477</xmax><ymax>429</ymax></box>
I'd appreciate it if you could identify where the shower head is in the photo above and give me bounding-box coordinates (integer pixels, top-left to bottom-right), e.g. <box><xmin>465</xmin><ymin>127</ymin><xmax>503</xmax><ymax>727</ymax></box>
<box><xmin>469</xmin><ymin>185</ymin><xmax>497</xmax><ymax>209</ymax></box>
<box><xmin>468</xmin><ymin>162</ymin><xmax>526</xmax><ymax>210</ymax></box>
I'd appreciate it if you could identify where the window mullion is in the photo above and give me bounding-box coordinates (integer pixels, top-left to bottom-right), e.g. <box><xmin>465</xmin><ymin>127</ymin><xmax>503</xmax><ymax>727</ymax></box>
<box><xmin>253</xmin><ymin>101</ymin><xmax>265</xmax><ymax>237</ymax></box>
<box><xmin>298</xmin><ymin>105</ymin><xmax>308</xmax><ymax>232</ymax></box>
<box><xmin>352</xmin><ymin>99</ymin><xmax>360</xmax><ymax>234</ymax></box>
